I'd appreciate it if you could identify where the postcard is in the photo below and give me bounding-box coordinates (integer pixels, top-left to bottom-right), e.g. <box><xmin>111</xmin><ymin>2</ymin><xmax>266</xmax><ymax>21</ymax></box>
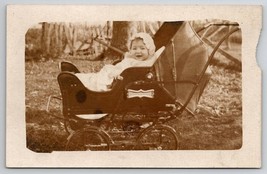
<box><xmin>6</xmin><ymin>5</ymin><xmax>261</xmax><ymax>168</ymax></box>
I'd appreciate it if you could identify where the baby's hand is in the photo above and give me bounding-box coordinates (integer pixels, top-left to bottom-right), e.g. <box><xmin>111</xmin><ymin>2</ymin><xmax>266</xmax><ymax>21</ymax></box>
<box><xmin>116</xmin><ymin>75</ymin><xmax>123</xmax><ymax>80</ymax></box>
<box><xmin>108</xmin><ymin>73</ymin><xmax>123</xmax><ymax>81</ymax></box>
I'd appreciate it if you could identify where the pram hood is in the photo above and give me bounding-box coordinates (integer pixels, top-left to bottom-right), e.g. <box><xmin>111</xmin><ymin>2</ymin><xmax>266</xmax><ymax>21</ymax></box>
<box><xmin>153</xmin><ymin>21</ymin><xmax>211</xmax><ymax>114</ymax></box>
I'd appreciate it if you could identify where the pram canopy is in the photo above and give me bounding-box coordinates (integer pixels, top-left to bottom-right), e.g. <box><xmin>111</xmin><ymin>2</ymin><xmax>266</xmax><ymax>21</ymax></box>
<box><xmin>153</xmin><ymin>21</ymin><xmax>211</xmax><ymax>114</ymax></box>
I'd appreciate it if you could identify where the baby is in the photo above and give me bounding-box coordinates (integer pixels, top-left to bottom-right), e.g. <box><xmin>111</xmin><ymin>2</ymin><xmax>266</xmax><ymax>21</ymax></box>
<box><xmin>76</xmin><ymin>32</ymin><xmax>157</xmax><ymax>91</ymax></box>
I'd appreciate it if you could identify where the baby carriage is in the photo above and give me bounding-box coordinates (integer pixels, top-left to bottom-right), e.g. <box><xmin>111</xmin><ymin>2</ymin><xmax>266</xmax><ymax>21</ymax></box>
<box><xmin>47</xmin><ymin>21</ymin><xmax>240</xmax><ymax>151</ymax></box>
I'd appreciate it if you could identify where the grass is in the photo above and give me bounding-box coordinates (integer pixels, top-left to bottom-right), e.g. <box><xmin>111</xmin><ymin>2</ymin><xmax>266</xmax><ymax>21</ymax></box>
<box><xmin>25</xmin><ymin>52</ymin><xmax>242</xmax><ymax>152</ymax></box>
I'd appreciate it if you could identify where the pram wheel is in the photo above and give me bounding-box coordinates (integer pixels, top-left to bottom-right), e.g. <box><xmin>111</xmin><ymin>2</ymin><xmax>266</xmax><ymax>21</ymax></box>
<box><xmin>135</xmin><ymin>124</ymin><xmax>179</xmax><ymax>150</ymax></box>
<box><xmin>65</xmin><ymin>127</ymin><xmax>112</xmax><ymax>151</ymax></box>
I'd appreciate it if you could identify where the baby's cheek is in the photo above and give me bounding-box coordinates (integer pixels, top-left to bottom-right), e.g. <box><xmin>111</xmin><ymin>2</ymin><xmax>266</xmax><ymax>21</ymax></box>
<box><xmin>128</xmin><ymin>51</ymin><xmax>135</xmax><ymax>56</ymax></box>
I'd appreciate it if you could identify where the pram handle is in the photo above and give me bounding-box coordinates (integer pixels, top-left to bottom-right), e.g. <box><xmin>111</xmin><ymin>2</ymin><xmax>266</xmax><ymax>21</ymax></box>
<box><xmin>195</xmin><ymin>22</ymin><xmax>239</xmax><ymax>34</ymax></box>
<box><xmin>46</xmin><ymin>95</ymin><xmax>78</xmax><ymax>123</ymax></box>
<box><xmin>46</xmin><ymin>95</ymin><xmax>62</xmax><ymax>113</ymax></box>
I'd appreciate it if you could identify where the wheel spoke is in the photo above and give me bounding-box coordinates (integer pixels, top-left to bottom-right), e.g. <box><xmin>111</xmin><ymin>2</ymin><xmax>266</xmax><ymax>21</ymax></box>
<box><xmin>135</xmin><ymin>125</ymin><xmax>179</xmax><ymax>150</ymax></box>
<box><xmin>65</xmin><ymin>128</ymin><xmax>111</xmax><ymax>151</ymax></box>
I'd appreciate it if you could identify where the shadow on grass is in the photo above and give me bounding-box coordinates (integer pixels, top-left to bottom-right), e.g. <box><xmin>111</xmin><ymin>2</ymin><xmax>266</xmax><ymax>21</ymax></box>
<box><xmin>26</xmin><ymin>109</ymin><xmax>68</xmax><ymax>153</ymax></box>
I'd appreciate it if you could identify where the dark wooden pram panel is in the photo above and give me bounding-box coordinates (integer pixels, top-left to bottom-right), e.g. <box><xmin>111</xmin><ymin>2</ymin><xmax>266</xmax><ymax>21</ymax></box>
<box><xmin>58</xmin><ymin>66</ymin><xmax>175</xmax><ymax>117</ymax></box>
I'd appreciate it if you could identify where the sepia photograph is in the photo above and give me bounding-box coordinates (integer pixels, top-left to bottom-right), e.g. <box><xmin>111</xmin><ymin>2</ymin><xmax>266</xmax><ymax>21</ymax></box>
<box><xmin>25</xmin><ymin>20</ymin><xmax>242</xmax><ymax>152</ymax></box>
<box><xmin>6</xmin><ymin>5</ymin><xmax>261</xmax><ymax>168</ymax></box>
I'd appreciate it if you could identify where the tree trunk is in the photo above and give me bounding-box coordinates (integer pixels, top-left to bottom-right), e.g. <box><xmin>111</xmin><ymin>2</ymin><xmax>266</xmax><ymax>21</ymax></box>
<box><xmin>41</xmin><ymin>22</ymin><xmax>50</xmax><ymax>59</ymax></box>
<box><xmin>104</xmin><ymin>21</ymin><xmax>135</xmax><ymax>60</ymax></box>
<box><xmin>41</xmin><ymin>22</ymin><xmax>63</xmax><ymax>59</ymax></box>
<box><xmin>58</xmin><ymin>23</ymin><xmax>64</xmax><ymax>54</ymax></box>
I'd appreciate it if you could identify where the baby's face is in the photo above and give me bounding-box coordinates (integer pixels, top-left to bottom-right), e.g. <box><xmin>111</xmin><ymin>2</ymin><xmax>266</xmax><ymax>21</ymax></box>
<box><xmin>129</xmin><ymin>39</ymin><xmax>149</xmax><ymax>61</ymax></box>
